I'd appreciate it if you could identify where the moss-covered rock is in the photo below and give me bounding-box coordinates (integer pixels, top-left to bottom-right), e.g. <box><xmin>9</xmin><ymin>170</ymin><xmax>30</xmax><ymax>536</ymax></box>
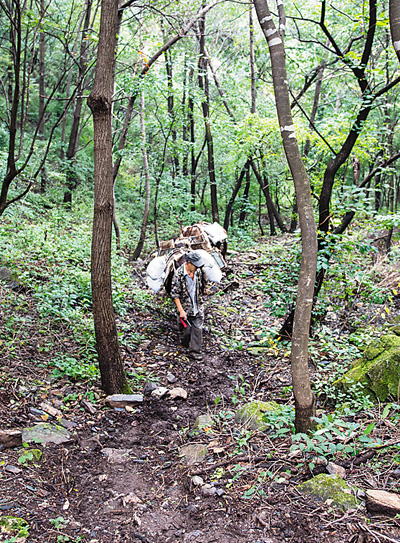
<box><xmin>297</xmin><ymin>474</ymin><xmax>358</xmax><ymax>511</ymax></box>
<box><xmin>234</xmin><ymin>400</ymin><xmax>280</xmax><ymax>431</ymax></box>
<box><xmin>334</xmin><ymin>334</ymin><xmax>400</xmax><ymax>401</ymax></box>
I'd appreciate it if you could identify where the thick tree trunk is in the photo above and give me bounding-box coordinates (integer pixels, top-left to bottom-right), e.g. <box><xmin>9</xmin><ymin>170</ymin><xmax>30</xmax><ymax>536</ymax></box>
<box><xmin>254</xmin><ymin>0</ymin><xmax>317</xmax><ymax>433</ymax></box>
<box><xmin>132</xmin><ymin>91</ymin><xmax>151</xmax><ymax>260</ymax></box>
<box><xmin>87</xmin><ymin>0</ymin><xmax>129</xmax><ymax>395</ymax></box>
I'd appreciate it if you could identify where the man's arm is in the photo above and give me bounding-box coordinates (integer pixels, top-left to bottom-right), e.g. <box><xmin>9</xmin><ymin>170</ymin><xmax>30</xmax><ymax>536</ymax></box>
<box><xmin>174</xmin><ymin>298</ymin><xmax>187</xmax><ymax>320</ymax></box>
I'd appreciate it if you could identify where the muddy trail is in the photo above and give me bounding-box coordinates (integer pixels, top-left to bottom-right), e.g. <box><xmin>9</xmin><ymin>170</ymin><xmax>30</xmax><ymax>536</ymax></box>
<box><xmin>1</xmin><ymin>248</ymin><xmax>400</xmax><ymax>543</ymax></box>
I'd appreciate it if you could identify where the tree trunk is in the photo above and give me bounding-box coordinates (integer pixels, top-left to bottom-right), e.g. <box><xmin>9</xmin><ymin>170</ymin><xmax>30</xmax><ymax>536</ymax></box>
<box><xmin>250</xmin><ymin>160</ymin><xmax>286</xmax><ymax>233</ymax></box>
<box><xmin>390</xmin><ymin>0</ymin><xmax>400</xmax><ymax>63</ymax></box>
<box><xmin>132</xmin><ymin>90</ymin><xmax>151</xmax><ymax>260</ymax></box>
<box><xmin>64</xmin><ymin>0</ymin><xmax>93</xmax><ymax>206</ymax></box>
<box><xmin>38</xmin><ymin>0</ymin><xmax>47</xmax><ymax>193</ymax></box>
<box><xmin>198</xmin><ymin>13</ymin><xmax>219</xmax><ymax>223</ymax></box>
<box><xmin>254</xmin><ymin>0</ymin><xmax>317</xmax><ymax>433</ymax></box>
<box><xmin>87</xmin><ymin>0</ymin><xmax>129</xmax><ymax>395</ymax></box>
<box><xmin>223</xmin><ymin>161</ymin><xmax>250</xmax><ymax>231</ymax></box>
<box><xmin>239</xmin><ymin>167</ymin><xmax>251</xmax><ymax>223</ymax></box>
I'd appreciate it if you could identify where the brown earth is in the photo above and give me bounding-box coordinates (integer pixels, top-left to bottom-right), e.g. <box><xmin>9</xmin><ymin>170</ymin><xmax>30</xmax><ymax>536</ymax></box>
<box><xmin>1</xmin><ymin>251</ymin><xmax>400</xmax><ymax>543</ymax></box>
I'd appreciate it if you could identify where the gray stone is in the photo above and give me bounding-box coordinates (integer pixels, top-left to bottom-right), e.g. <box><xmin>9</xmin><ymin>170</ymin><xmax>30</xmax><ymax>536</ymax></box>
<box><xmin>5</xmin><ymin>465</ymin><xmax>22</xmax><ymax>474</ymax></box>
<box><xmin>166</xmin><ymin>372</ymin><xmax>177</xmax><ymax>384</ymax></box>
<box><xmin>0</xmin><ymin>266</ymin><xmax>12</xmax><ymax>281</ymax></box>
<box><xmin>326</xmin><ymin>462</ymin><xmax>346</xmax><ymax>479</ymax></box>
<box><xmin>297</xmin><ymin>474</ymin><xmax>358</xmax><ymax>511</ymax></box>
<box><xmin>234</xmin><ymin>401</ymin><xmax>281</xmax><ymax>431</ymax></box>
<box><xmin>143</xmin><ymin>381</ymin><xmax>159</xmax><ymax>395</ymax></box>
<box><xmin>193</xmin><ymin>415</ymin><xmax>214</xmax><ymax>431</ymax></box>
<box><xmin>191</xmin><ymin>476</ymin><xmax>204</xmax><ymax>486</ymax></box>
<box><xmin>105</xmin><ymin>394</ymin><xmax>143</xmax><ymax>407</ymax></box>
<box><xmin>22</xmin><ymin>423</ymin><xmax>72</xmax><ymax>445</ymax></box>
<box><xmin>151</xmin><ymin>387</ymin><xmax>169</xmax><ymax>399</ymax></box>
<box><xmin>102</xmin><ymin>448</ymin><xmax>132</xmax><ymax>464</ymax></box>
<box><xmin>180</xmin><ymin>443</ymin><xmax>208</xmax><ymax>466</ymax></box>
<box><xmin>168</xmin><ymin>387</ymin><xmax>187</xmax><ymax>400</ymax></box>
<box><xmin>201</xmin><ymin>484</ymin><xmax>217</xmax><ymax>496</ymax></box>
<box><xmin>366</xmin><ymin>489</ymin><xmax>400</xmax><ymax>516</ymax></box>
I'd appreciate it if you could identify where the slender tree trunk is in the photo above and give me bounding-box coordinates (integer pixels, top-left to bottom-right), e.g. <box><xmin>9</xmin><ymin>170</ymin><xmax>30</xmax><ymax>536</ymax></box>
<box><xmin>87</xmin><ymin>0</ymin><xmax>129</xmax><ymax>395</ymax></box>
<box><xmin>254</xmin><ymin>0</ymin><xmax>317</xmax><ymax>433</ymax></box>
<box><xmin>249</xmin><ymin>7</ymin><xmax>256</xmax><ymax>115</ymax></box>
<box><xmin>132</xmin><ymin>90</ymin><xmax>151</xmax><ymax>260</ymax></box>
<box><xmin>198</xmin><ymin>13</ymin><xmax>219</xmax><ymax>222</ymax></box>
<box><xmin>223</xmin><ymin>160</ymin><xmax>250</xmax><ymax>231</ymax></box>
<box><xmin>162</xmin><ymin>33</ymin><xmax>179</xmax><ymax>178</ymax></box>
<box><xmin>239</xmin><ymin>167</ymin><xmax>251</xmax><ymax>223</ymax></box>
<box><xmin>38</xmin><ymin>0</ymin><xmax>47</xmax><ymax>193</ymax></box>
<box><xmin>64</xmin><ymin>0</ymin><xmax>93</xmax><ymax>206</ymax></box>
<box><xmin>189</xmin><ymin>67</ymin><xmax>196</xmax><ymax>210</ymax></box>
<box><xmin>250</xmin><ymin>160</ymin><xmax>286</xmax><ymax>233</ymax></box>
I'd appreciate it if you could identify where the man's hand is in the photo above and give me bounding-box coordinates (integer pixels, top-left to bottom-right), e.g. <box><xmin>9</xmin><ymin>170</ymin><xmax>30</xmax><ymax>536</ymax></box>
<box><xmin>174</xmin><ymin>298</ymin><xmax>187</xmax><ymax>321</ymax></box>
<box><xmin>179</xmin><ymin>309</ymin><xmax>187</xmax><ymax>321</ymax></box>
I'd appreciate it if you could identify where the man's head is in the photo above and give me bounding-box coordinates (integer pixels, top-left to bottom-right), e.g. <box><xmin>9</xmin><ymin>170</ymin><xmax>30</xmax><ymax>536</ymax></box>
<box><xmin>186</xmin><ymin>251</ymin><xmax>202</xmax><ymax>268</ymax></box>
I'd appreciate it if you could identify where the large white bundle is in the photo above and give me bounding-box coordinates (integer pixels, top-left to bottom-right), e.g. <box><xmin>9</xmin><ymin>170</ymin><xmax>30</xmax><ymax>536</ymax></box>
<box><xmin>203</xmin><ymin>222</ymin><xmax>227</xmax><ymax>244</ymax></box>
<box><xmin>195</xmin><ymin>249</ymin><xmax>223</xmax><ymax>283</ymax></box>
<box><xmin>146</xmin><ymin>256</ymin><xmax>167</xmax><ymax>293</ymax></box>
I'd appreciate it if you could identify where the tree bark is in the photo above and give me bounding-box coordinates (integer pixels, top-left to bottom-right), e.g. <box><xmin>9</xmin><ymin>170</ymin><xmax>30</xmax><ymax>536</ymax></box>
<box><xmin>254</xmin><ymin>0</ymin><xmax>317</xmax><ymax>433</ymax></box>
<box><xmin>87</xmin><ymin>0</ymin><xmax>129</xmax><ymax>395</ymax></box>
<box><xmin>38</xmin><ymin>0</ymin><xmax>47</xmax><ymax>193</ymax></box>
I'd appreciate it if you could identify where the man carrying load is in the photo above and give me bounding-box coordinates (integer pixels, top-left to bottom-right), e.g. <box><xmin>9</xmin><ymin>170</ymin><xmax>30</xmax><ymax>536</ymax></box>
<box><xmin>170</xmin><ymin>251</ymin><xmax>207</xmax><ymax>361</ymax></box>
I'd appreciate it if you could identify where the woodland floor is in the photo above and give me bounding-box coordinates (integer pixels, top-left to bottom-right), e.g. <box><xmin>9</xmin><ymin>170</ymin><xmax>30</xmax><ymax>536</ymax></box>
<box><xmin>1</xmin><ymin>245</ymin><xmax>400</xmax><ymax>543</ymax></box>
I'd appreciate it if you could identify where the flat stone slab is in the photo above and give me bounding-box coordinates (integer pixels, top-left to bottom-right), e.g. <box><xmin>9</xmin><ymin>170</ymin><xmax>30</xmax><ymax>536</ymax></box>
<box><xmin>22</xmin><ymin>423</ymin><xmax>72</xmax><ymax>445</ymax></box>
<box><xmin>297</xmin><ymin>474</ymin><xmax>358</xmax><ymax>511</ymax></box>
<box><xmin>180</xmin><ymin>444</ymin><xmax>208</xmax><ymax>465</ymax></box>
<box><xmin>366</xmin><ymin>489</ymin><xmax>400</xmax><ymax>516</ymax></box>
<box><xmin>0</xmin><ymin>430</ymin><xmax>22</xmax><ymax>450</ymax></box>
<box><xmin>105</xmin><ymin>394</ymin><xmax>143</xmax><ymax>407</ymax></box>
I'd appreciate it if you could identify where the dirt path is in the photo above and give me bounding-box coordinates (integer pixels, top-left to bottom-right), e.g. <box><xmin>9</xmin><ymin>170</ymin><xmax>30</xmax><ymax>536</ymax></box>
<box><xmin>1</xmin><ymin>252</ymin><xmax>400</xmax><ymax>542</ymax></box>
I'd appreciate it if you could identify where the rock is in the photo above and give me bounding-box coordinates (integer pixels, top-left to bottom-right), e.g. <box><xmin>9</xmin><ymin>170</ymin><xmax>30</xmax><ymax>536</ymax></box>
<box><xmin>151</xmin><ymin>387</ymin><xmax>169</xmax><ymax>399</ymax></box>
<box><xmin>215</xmin><ymin>488</ymin><xmax>225</xmax><ymax>496</ymax></box>
<box><xmin>39</xmin><ymin>402</ymin><xmax>62</xmax><ymax>419</ymax></box>
<box><xmin>191</xmin><ymin>476</ymin><xmax>204</xmax><ymax>486</ymax></box>
<box><xmin>166</xmin><ymin>372</ymin><xmax>177</xmax><ymax>384</ymax></box>
<box><xmin>0</xmin><ymin>429</ymin><xmax>22</xmax><ymax>450</ymax></box>
<box><xmin>168</xmin><ymin>387</ymin><xmax>187</xmax><ymax>400</ymax></box>
<box><xmin>334</xmin><ymin>334</ymin><xmax>400</xmax><ymax>401</ymax></box>
<box><xmin>180</xmin><ymin>443</ymin><xmax>208</xmax><ymax>465</ymax></box>
<box><xmin>29</xmin><ymin>407</ymin><xmax>48</xmax><ymax>419</ymax></box>
<box><xmin>105</xmin><ymin>394</ymin><xmax>143</xmax><ymax>407</ymax></box>
<box><xmin>22</xmin><ymin>423</ymin><xmax>72</xmax><ymax>445</ymax></box>
<box><xmin>5</xmin><ymin>465</ymin><xmax>22</xmax><ymax>475</ymax></box>
<box><xmin>297</xmin><ymin>474</ymin><xmax>358</xmax><ymax>511</ymax></box>
<box><xmin>143</xmin><ymin>381</ymin><xmax>159</xmax><ymax>395</ymax></box>
<box><xmin>246</xmin><ymin>346</ymin><xmax>270</xmax><ymax>356</ymax></box>
<box><xmin>201</xmin><ymin>484</ymin><xmax>217</xmax><ymax>496</ymax></box>
<box><xmin>234</xmin><ymin>401</ymin><xmax>281</xmax><ymax>431</ymax></box>
<box><xmin>0</xmin><ymin>266</ymin><xmax>12</xmax><ymax>281</ymax></box>
<box><xmin>392</xmin><ymin>468</ymin><xmax>400</xmax><ymax>479</ymax></box>
<box><xmin>326</xmin><ymin>462</ymin><xmax>346</xmax><ymax>479</ymax></box>
<box><xmin>81</xmin><ymin>400</ymin><xmax>97</xmax><ymax>414</ymax></box>
<box><xmin>365</xmin><ymin>489</ymin><xmax>400</xmax><ymax>516</ymax></box>
<box><xmin>102</xmin><ymin>448</ymin><xmax>132</xmax><ymax>464</ymax></box>
<box><xmin>192</xmin><ymin>415</ymin><xmax>214</xmax><ymax>431</ymax></box>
